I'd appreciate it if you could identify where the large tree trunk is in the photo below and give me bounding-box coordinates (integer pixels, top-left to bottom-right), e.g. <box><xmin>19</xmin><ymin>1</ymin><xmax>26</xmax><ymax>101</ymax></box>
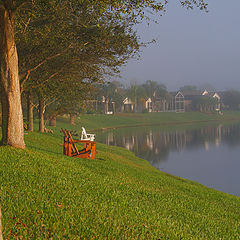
<box><xmin>39</xmin><ymin>98</ymin><xmax>45</xmax><ymax>133</ymax></box>
<box><xmin>27</xmin><ymin>91</ymin><xmax>34</xmax><ymax>132</ymax></box>
<box><xmin>0</xmin><ymin>7</ymin><xmax>25</xmax><ymax>148</ymax></box>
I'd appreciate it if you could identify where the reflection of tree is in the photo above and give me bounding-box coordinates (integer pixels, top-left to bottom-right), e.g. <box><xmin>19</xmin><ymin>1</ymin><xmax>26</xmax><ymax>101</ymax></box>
<box><xmin>222</xmin><ymin>124</ymin><xmax>240</xmax><ymax>147</ymax></box>
<box><xmin>98</xmin><ymin>123</ymin><xmax>240</xmax><ymax>164</ymax></box>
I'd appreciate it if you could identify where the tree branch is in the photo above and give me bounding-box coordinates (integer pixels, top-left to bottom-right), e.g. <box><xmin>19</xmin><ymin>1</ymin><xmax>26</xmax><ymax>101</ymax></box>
<box><xmin>15</xmin><ymin>1</ymin><xmax>30</xmax><ymax>11</ymax></box>
<box><xmin>20</xmin><ymin>70</ymin><xmax>30</xmax><ymax>93</ymax></box>
<box><xmin>29</xmin><ymin>46</ymin><xmax>71</xmax><ymax>72</ymax></box>
<box><xmin>32</xmin><ymin>69</ymin><xmax>63</xmax><ymax>89</ymax></box>
<box><xmin>20</xmin><ymin>45</ymin><xmax>72</xmax><ymax>89</ymax></box>
<box><xmin>23</xmin><ymin>17</ymin><xmax>31</xmax><ymax>34</ymax></box>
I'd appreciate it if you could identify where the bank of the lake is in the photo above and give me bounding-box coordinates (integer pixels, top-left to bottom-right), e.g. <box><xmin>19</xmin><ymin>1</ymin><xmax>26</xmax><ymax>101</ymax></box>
<box><xmin>0</xmin><ymin>119</ymin><xmax>240</xmax><ymax>238</ymax></box>
<box><xmin>57</xmin><ymin>111</ymin><xmax>240</xmax><ymax>132</ymax></box>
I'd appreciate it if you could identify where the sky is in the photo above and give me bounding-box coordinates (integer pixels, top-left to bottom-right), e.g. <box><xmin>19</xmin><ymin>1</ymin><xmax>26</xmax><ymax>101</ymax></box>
<box><xmin>116</xmin><ymin>0</ymin><xmax>240</xmax><ymax>91</ymax></box>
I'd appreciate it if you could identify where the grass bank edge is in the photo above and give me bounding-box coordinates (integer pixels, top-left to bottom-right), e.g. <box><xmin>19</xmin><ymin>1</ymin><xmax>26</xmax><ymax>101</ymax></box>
<box><xmin>56</xmin><ymin>111</ymin><xmax>240</xmax><ymax>132</ymax></box>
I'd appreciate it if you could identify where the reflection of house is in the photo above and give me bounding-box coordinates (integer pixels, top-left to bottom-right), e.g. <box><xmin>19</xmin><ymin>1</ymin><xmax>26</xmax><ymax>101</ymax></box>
<box><xmin>123</xmin><ymin>135</ymin><xmax>135</xmax><ymax>150</ymax></box>
<box><xmin>146</xmin><ymin>131</ymin><xmax>153</xmax><ymax>150</ymax></box>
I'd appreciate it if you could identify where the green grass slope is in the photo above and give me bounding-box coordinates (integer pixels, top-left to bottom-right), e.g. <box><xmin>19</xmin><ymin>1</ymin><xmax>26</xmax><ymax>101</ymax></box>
<box><xmin>57</xmin><ymin>111</ymin><xmax>240</xmax><ymax>132</ymax></box>
<box><xmin>0</xmin><ymin>131</ymin><xmax>240</xmax><ymax>239</ymax></box>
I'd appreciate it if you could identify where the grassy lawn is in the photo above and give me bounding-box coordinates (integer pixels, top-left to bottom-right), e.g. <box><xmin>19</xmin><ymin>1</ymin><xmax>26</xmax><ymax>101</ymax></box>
<box><xmin>0</xmin><ymin>113</ymin><xmax>240</xmax><ymax>240</ymax></box>
<box><xmin>55</xmin><ymin>111</ymin><xmax>240</xmax><ymax>132</ymax></box>
<box><xmin>0</xmin><ymin>114</ymin><xmax>240</xmax><ymax>238</ymax></box>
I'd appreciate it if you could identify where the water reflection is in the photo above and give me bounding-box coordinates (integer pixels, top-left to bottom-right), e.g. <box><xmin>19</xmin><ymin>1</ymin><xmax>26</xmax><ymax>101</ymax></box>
<box><xmin>100</xmin><ymin>124</ymin><xmax>240</xmax><ymax>161</ymax></box>
<box><xmin>97</xmin><ymin>123</ymin><xmax>240</xmax><ymax>196</ymax></box>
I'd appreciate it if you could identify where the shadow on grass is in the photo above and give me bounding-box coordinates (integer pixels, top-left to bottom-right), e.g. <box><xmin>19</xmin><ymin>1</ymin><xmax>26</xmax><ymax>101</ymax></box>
<box><xmin>27</xmin><ymin>145</ymin><xmax>63</xmax><ymax>156</ymax></box>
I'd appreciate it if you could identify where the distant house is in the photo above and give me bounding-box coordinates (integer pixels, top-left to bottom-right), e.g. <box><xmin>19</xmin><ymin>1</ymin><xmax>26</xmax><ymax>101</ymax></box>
<box><xmin>145</xmin><ymin>98</ymin><xmax>153</xmax><ymax>112</ymax></box>
<box><xmin>89</xmin><ymin>96</ymin><xmax>116</xmax><ymax>114</ymax></box>
<box><xmin>153</xmin><ymin>92</ymin><xmax>184</xmax><ymax>112</ymax></box>
<box><xmin>174</xmin><ymin>91</ymin><xmax>185</xmax><ymax>112</ymax></box>
<box><xmin>120</xmin><ymin>90</ymin><xmax>220</xmax><ymax>114</ymax></box>
<box><xmin>152</xmin><ymin>93</ymin><xmax>175</xmax><ymax>112</ymax></box>
<box><xmin>122</xmin><ymin>97</ymin><xmax>153</xmax><ymax>113</ymax></box>
<box><xmin>102</xmin><ymin>96</ymin><xmax>116</xmax><ymax>114</ymax></box>
<box><xmin>180</xmin><ymin>90</ymin><xmax>221</xmax><ymax>112</ymax></box>
<box><xmin>208</xmin><ymin>92</ymin><xmax>221</xmax><ymax>111</ymax></box>
<box><xmin>153</xmin><ymin>90</ymin><xmax>221</xmax><ymax>113</ymax></box>
<box><xmin>153</xmin><ymin>98</ymin><xmax>171</xmax><ymax>112</ymax></box>
<box><xmin>122</xmin><ymin>97</ymin><xmax>135</xmax><ymax>112</ymax></box>
<box><xmin>180</xmin><ymin>90</ymin><xmax>206</xmax><ymax>111</ymax></box>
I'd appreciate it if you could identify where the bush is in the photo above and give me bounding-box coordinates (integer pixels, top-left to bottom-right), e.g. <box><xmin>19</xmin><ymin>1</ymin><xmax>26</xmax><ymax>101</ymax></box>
<box><xmin>87</xmin><ymin>109</ymin><xmax>96</xmax><ymax>114</ymax></box>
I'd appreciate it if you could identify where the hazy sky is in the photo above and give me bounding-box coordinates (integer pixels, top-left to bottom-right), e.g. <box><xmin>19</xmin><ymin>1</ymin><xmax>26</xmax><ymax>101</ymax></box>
<box><xmin>117</xmin><ymin>0</ymin><xmax>240</xmax><ymax>91</ymax></box>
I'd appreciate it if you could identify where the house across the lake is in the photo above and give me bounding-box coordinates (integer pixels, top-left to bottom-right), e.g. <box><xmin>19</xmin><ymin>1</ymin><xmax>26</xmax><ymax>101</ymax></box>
<box><xmin>94</xmin><ymin>90</ymin><xmax>221</xmax><ymax>114</ymax></box>
<box><xmin>122</xmin><ymin>97</ymin><xmax>136</xmax><ymax>112</ymax></box>
<box><xmin>152</xmin><ymin>90</ymin><xmax>221</xmax><ymax>113</ymax></box>
<box><xmin>122</xmin><ymin>97</ymin><xmax>153</xmax><ymax>113</ymax></box>
<box><xmin>175</xmin><ymin>90</ymin><xmax>221</xmax><ymax>112</ymax></box>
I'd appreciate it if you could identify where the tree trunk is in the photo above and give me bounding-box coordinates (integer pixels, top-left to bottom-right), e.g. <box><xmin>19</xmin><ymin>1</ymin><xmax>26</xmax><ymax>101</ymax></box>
<box><xmin>70</xmin><ymin>113</ymin><xmax>75</xmax><ymax>125</ymax></box>
<box><xmin>39</xmin><ymin>98</ymin><xmax>45</xmax><ymax>133</ymax></box>
<box><xmin>0</xmin><ymin>7</ymin><xmax>25</xmax><ymax>148</ymax></box>
<box><xmin>27</xmin><ymin>91</ymin><xmax>34</xmax><ymax>132</ymax></box>
<box><xmin>49</xmin><ymin>115</ymin><xmax>56</xmax><ymax>127</ymax></box>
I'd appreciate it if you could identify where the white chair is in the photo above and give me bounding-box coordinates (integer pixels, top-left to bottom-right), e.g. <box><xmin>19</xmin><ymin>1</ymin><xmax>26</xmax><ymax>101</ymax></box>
<box><xmin>81</xmin><ymin>127</ymin><xmax>95</xmax><ymax>141</ymax></box>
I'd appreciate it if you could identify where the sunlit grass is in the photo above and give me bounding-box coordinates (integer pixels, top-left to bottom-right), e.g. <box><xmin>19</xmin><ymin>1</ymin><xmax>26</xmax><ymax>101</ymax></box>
<box><xmin>0</xmin><ymin>128</ymin><xmax>240</xmax><ymax>238</ymax></box>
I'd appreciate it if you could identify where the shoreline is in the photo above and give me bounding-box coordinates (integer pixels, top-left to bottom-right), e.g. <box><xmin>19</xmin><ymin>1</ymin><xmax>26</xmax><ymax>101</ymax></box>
<box><xmin>64</xmin><ymin>111</ymin><xmax>240</xmax><ymax>132</ymax></box>
<box><xmin>92</xmin><ymin>117</ymin><xmax>240</xmax><ymax>132</ymax></box>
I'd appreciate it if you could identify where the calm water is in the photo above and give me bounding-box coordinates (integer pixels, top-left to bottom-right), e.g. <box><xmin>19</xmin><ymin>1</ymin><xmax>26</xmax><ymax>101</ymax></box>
<box><xmin>97</xmin><ymin>122</ymin><xmax>240</xmax><ymax>196</ymax></box>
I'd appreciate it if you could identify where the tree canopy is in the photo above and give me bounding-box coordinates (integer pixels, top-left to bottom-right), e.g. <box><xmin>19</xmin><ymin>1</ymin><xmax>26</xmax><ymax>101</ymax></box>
<box><xmin>0</xmin><ymin>0</ymin><xmax>208</xmax><ymax>148</ymax></box>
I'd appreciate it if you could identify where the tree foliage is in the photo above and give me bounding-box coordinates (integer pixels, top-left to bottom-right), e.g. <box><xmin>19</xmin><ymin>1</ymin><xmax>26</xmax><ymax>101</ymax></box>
<box><xmin>223</xmin><ymin>90</ymin><xmax>240</xmax><ymax>110</ymax></box>
<box><xmin>0</xmin><ymin>0</ymin><xmax>208</xmax><ymax>147</ymax></box>
<box><xmin>192</xmin><ymin>96</ymin><xmax>218</xmax><ymax>112</ymax></box>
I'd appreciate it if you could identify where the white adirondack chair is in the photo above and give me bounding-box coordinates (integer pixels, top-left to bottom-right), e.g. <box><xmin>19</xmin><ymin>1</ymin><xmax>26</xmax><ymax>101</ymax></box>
<box><xmin>81</xmin><ymin>127</ymin><xmax>95</xmax><ymax>142</ymax></box>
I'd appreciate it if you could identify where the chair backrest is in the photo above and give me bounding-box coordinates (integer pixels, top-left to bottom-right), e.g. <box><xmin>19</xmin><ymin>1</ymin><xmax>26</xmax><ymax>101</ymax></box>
<box><xmin>81</xmin><ymin>127</ymin><xmax>95</xmax><ymax>141</ymax></box>
<box><xmin>81</xmin><ymin>127</ymin><xmax>88</xmax><ymax>139</ymax></box>
<box><xmin>65</xmin><ymin>129</ymin><xmax>79</xmax><ymax>154</ymax></box>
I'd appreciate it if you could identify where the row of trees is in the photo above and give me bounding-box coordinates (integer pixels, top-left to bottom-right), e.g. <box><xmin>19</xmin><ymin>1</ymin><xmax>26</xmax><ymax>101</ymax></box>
<box><xmin>17</xmin><ymin>4</ymin><xmax>141</xmax><ymax>130</ymax></box>
<box><xmin>0</xmin><ymin>0</ymin><xmax>207</xmax><ymax>148</ymax></box>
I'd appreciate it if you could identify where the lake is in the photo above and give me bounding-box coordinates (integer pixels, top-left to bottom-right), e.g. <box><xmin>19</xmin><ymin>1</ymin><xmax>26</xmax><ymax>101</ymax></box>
<box><xmin>97</xmin><ymin>122</ymin><xmax>240</xmax><ymax>197</ymax></box>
